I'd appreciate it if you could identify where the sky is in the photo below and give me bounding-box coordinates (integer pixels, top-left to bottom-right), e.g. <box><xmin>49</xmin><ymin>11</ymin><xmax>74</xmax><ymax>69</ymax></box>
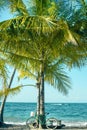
<box><xmin>0</xmin><ymin>6</ymin><xmax>87</xmax><ymax>103</ymax></box>
<box><xmin>6</xmin><ymin>67</ymin><xmax>87</xmax><ymax>103</ymax></box>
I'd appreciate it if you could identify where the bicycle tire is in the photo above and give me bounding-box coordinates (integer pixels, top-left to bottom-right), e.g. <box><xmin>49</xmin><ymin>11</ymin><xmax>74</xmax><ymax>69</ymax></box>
<box><xmin>26</xmin><ymin>116</ymin><xmax>38</xmax><ymax>128</ymax></box>
<box><xmin>46</xmin><ymin>117</ymin><xmax>58</xmax><ymax>129</ymax></box>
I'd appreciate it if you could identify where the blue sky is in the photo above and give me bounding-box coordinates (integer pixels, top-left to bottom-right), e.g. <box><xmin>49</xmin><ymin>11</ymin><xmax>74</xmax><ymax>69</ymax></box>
<box><xmin>6</xmin><ymin>67</ymin><xmax>87</xmax><ymax>103</ymax></box>
<box><xmin>0</xmin><ymin>6</ymin><xmax>87</xmax><ymax>103</ymax></box>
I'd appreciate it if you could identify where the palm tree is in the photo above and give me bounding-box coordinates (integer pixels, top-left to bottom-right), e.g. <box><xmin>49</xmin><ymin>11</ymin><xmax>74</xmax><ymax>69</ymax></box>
<box><xmin>0</xmin><ymin>69</ymin><xmax>16</xmax><ymax>124</ymax></box>
<box><xmin>0</xmin><ymin>51</ymin><xmax>22</xmax><ymax>125</ymax></box>
<box><xmin>18</xmin><ymin>60</ymin><xmax>71</xmax><ymax>127</ymax></box>
<box><xmin>0</xmin><ymin>0</ymin><xmax>87</xmax><ymax>128</ymax></box>
<box><xmin>57</xmin><ymin>0</ymin><xmax>87</xmax><ymax>45</ymax></box>
<box><xmin>0</xmin><ymin>65</ymin><xmax>22</xmax><ymax>125</ymax></box>
<box><xmin>0</xmin><ymin>55</ymin><xmax>7</xmax><ymax>126</ymax></box>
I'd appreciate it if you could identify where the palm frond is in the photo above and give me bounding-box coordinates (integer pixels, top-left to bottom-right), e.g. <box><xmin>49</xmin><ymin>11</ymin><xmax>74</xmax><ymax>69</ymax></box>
<box><xmin>0</xmin><ymin>57</ymin><xmax>8</xmax><ymax>87</ymax></box>
<box><xmin>18</xmin><ymin>69</ymin><xmax>36</xmax><ymax>80</ymax></box>
<box><xmin>8</xmin><ymin>0</ymin><xmax>29</xmax><ymax>15</ymax></box>
<box><xmin>0</xmin><ymin>0</ymin><xmax>87</xmax><ymax>97</ymax></box>
<box><xmin>0</xmin><ymin>86</ymin><xmax>21</xmax><ymax>97</ymax></box>
<box><xmin>45</xmin><ymin>64</ymin><xmax>71</xmax><ymax>95</ymax></box>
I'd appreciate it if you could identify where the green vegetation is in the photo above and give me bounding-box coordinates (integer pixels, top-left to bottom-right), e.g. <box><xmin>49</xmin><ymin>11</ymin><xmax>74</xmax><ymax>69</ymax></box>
<box><xmin>0</xmin><ymin>0</ymin><xmax>87</xmax><ymax>128</ymax></box>
<box><xmin>0</xmin><ymin>66</ymin><xmax>22</xmax><ymax>124</ymax></box>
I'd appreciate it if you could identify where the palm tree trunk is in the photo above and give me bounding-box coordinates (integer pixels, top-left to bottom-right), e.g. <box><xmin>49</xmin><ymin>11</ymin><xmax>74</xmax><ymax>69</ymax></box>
<box><xmin>36</xmin><ymin>72</ymin><xmax>40</xmax><ymax>118</ymax></box>
<box><xmin>36</xmin><ymin>82</ymin><xmax>40</xmax><ymax>127</ymax></box>
<box><xmin>0</xmin><ymin>96</ymin><xmax>7</xmax><ymax>125</ymax></box>
<box><xmin>39</xmin><ymin>64</ymin><xmax>45</xmax><ymax>128</ymax></box>
<box><xmin>37</xmin><ymin>85</ymin><xmax>40</xmax><ymax>116</ymax></box>
<box><xmin>0</xmin><ymin>69</ymin><xmax>16</xmax><ymax>124</ymax></box>
<box><xmin>40</xmin><ymin>70</ymin><xmax>45</xmax><ymax>115</ymax></box>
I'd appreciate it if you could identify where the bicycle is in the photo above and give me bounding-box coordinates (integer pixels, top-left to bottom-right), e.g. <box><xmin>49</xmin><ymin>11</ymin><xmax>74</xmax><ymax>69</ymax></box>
<box><xmin>26</xmin><ymin>112</ymin><xmax>61</xmax><ymax>129</ymax></box>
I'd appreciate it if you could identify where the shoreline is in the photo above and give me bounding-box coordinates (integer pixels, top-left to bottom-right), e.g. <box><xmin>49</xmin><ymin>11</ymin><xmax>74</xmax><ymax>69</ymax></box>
<box><xmin>0</xmin><ymin>123</ymin><xmax>87</xmax><ymax>130</ymax></box>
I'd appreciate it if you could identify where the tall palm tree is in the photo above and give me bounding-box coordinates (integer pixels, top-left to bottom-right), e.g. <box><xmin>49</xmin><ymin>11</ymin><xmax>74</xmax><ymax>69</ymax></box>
<box><xmin>0</xmin><ymin>63</ymin><xmax>21</xmax><ymax>125</ymax></box>
<box><xmin>0</xmin><ymin>69</ymin><xmax>16</xmax><ymax>124</ymax></box>
<box><xmin>0</xmin><ymin>0</ymin><xmax>87</xmax><ymax>128</ymax></box>
<box><xmin>0</xmin><ymin>52</ymin><xmax>21</xmax><ymax>125</ymax></box>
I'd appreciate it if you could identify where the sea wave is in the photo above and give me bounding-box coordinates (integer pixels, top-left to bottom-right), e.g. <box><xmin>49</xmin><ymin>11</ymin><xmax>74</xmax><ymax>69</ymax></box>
<box><xmin>62</xmin><ymin>121</ymin><xmax>87</xmax><ymax>127</ymax></box>
<box><xmin>4</xmin><ymin>102</ymin><xmax>87</xmax><ymax>125</ymax></box>
<box><xmin>5</xmin><ymin>121</ymin><xmax>87</xmax><ymax>127</ymax></box>
<box><xmin>53</xmin><ymin>103</ymin><xmax>62</xmax><ymax>106</ymax></box>
<box><xmin>5</xmin><ymin>122</ymin><xmax>26</xmax><ymax>125</ymax></box>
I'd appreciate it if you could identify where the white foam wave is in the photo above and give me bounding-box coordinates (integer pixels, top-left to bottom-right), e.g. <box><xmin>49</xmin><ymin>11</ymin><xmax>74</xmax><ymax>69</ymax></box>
<box><xmin>5</xmin><ymin>121</ymin><xmax>87</xmax><ymax>127</ymax></box>
<box><xmin>5</xmin><ymin>121</ymin><xmax>26</xmax><ymax>125</ymax></box>
<box><xmin>62</xmin><ymin>121</ymin><xmax>87</xmax><ymax>127</ymax></box>
<box><xmin>53</xmin><ymin>103</ymin><xmax>62</xmax><ymax>106</ymax></box>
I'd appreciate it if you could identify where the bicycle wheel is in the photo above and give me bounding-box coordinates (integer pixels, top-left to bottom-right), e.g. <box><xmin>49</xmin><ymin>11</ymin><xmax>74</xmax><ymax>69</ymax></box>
<box><xmin>46</xmin><ymin>117</ymin><xmax>58</xmax><ymax>129</ymax></box>
<box><xmin>26</xmin><ymin>116</ymin><xmax>38</xmax><ymax>128</ymax></box>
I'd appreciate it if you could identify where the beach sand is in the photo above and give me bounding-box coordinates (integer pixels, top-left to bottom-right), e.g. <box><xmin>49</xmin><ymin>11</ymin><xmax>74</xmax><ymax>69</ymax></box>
<box><xmin>0</xmin><ymin>123</ymin><xmax>87</xmax><ymax>130</ymax></box>
<box><xmin>0</xmin><ymin>123</ymin><xmax>27</xmax><ymax>130</ymax></box>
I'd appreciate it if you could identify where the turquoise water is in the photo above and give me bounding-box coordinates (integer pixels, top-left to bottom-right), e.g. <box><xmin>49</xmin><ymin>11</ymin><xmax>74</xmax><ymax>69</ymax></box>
<box><xmin>2</xmin><ymin>103</ymin><xmax>87</xmax><ymax>126</ymax></box>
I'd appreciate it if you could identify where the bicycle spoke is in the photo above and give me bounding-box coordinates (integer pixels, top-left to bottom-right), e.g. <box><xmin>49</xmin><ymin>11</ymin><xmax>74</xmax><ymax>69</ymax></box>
<box><xmin>46</xmin><ymin>118</ymin><xmax>58</xmax><ymax>129</ymax></box>
<box><xmin>26</xmin><ymin>116</ymin><xmax>38</xmax><ymax>128</ymax></box>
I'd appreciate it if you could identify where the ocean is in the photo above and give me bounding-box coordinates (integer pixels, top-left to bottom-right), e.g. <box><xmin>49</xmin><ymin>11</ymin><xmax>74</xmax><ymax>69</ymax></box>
<box><xmin>2</xmin><ymin>102</ymin><xmax>87</xmax><ymax>127</ymax></box>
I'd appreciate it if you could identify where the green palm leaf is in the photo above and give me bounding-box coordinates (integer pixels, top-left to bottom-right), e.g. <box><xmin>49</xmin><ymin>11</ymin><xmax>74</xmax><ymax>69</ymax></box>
<box><xmin>0</xmin><ymin>86</ymin><xmax>21</xmax><ymax>97</ymax></box>
<box><xmin>45</xmin><ymin>64</ymin><xmax>71</xmax><ymax>95</ymax></box>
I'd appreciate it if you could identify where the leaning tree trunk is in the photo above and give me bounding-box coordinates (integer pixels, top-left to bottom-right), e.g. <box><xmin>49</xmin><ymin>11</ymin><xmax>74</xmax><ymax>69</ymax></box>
<box><xmin>0</xmin><ymin>96</ymin><xmax>7</xmax><ymax>125</ymax></box>
<box><xmin>0</xmin><ymin>69</ymin><xmax>16</xmax><ymax>125</ymax></box>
